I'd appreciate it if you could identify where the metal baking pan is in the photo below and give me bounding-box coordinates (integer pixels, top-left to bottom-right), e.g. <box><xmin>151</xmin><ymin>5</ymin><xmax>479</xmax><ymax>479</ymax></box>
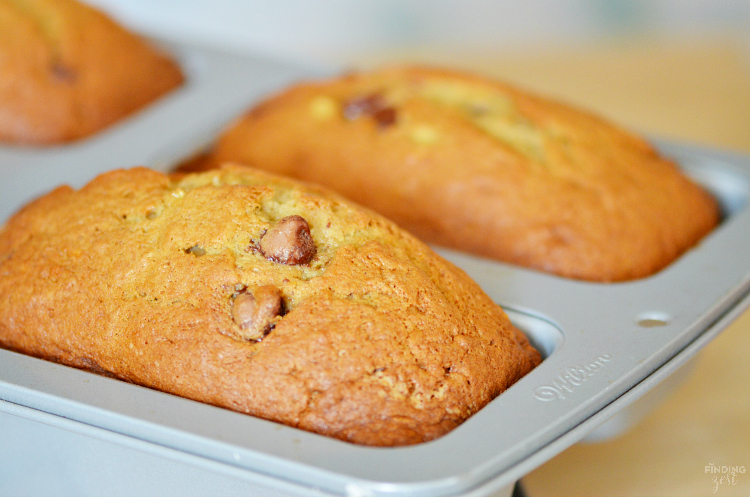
<box><xmin>1</xmin><ymin>39</ymin><xmax>749</xmax><ymax>497</ymax></box>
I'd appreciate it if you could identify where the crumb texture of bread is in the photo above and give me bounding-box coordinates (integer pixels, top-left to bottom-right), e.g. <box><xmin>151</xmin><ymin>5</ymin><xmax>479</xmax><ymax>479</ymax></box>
<box><xmin>0</xmin><ymin>165</ymin><xmax>541</xmax><ymax>446</ymax></box>
<box><xmin>204</xmin><ymin>66</ymin><xmax>720</xmax><ymax>282</ymax></box>
<box><xmin>0</xmin><ymin>0</ymin><xmax>183</xmax><ymax>144</ymax></box>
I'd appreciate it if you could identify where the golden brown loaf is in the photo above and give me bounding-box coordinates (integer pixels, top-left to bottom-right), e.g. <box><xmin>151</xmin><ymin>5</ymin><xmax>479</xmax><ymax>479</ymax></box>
<box><xmin>0</xmin><ymin>0</ymin><xmax>183</xmax><ymax>144</ymax></box>
<box><xmin>204</xmin><ymin>66</ymin><xmax>720</xmax><ymax>282</ymax></box>
<box><xmin>0</xmin><ymin>165</ymin><xmax>541</xmax><ymax>446</ymax></box>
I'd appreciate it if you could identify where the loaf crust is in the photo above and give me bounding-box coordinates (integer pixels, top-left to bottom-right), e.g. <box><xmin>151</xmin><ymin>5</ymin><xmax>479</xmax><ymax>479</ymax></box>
<box><xmin>0</xmin><ymin>0</ymin><xmax>183</xmax><ymax>144</ymax></box>
<box><xmin>0</xmin><ymin>165</ymin><xmax>541</xmax><ymax>446</ymax></box>
<box><xmin>205</xmin><ymin>66</ymin><xmax>720</xmax><ymax>282</ymax></box>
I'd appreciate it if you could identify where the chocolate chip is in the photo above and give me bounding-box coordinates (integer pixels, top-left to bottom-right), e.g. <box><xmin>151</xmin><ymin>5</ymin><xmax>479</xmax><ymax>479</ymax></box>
<box><xmin>50</xmin><ymin>62</ymin><xmax>77</xmax><ymax>83</ymax></box>
<box><xmin>343</xmin><ymin>94</ymin><xmax>385</xmax><ymax>120</ymax></box>
<box><xmin>259</xmin><ymin>215</ymin><xmax>316</xmax><ymax>265</ymax></box>
<box><xmin>232</xmin><ymin>285</ymin><xmax>283</xmax><ymax>341</ymax></box>
<box><xmin>343</xmin><ymin>93</ymin><xmax>397</xmax><ymax>128</ymax></box>
<box><xmin>373</xmin><ymin>107</ymin><xmax>397</xmax><ymax>128</ymax></box>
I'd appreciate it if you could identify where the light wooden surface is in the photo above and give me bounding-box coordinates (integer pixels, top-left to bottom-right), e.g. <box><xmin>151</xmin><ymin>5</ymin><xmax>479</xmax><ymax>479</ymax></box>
<box><xmin>358</xmin><ymin>39</ymin><xmax>750</xmax><ymax>496</ymax></box>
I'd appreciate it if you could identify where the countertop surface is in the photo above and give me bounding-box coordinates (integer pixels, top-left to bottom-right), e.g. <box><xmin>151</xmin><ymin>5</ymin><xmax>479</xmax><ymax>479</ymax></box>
<box><xmin>357</xmin><ymin>39</ymin><xmax>750</xmax><ymax>497</ymax></box>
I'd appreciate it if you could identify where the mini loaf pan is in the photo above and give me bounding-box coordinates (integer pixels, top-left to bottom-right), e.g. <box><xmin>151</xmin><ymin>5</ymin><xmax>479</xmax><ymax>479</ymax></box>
<box><xmin>1</xmin><ymin>39</ymin><xmax>750</xmax><ymax>497</ymax></box>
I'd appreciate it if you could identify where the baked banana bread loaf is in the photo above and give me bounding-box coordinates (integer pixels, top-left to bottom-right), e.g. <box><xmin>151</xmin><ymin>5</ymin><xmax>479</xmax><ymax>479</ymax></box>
<box><xmin>0</xmin><ymin>0</ymin><xmax>183</xmax><ymax>144</ymax></box>
<box><xmin>203</xmin><ymin>66</ymin><xmax>720</xmax><ymax>282</ymax></box>
<box><xmin>0</xmin><ymin>165</ymin><xmax>541</xmax><ymax>446</ymax></box>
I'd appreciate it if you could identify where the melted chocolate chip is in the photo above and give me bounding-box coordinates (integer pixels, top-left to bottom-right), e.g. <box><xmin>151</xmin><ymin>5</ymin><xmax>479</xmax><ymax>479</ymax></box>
<box><xmin>259</xmin><ymin>215</ymin><xmax>316</xmax><ymax>265</ymax></box>
<box><xmin>372</xmin><ymin>106</ymin><xmax>397</xmax><ymax>128</ymax></box>
<box><xmin>50</xmin><ymin>63</ymin><xmax>77</xmax><ymax>83</ymax></box>
<box><xmin>232</xmin><ymin>285</ymin><xmax>284</xmax><ymax>341</ymax></box>
<box><xmin>343</xmin><ymin>93</ymin><xmax>397</xmax><ymax>128</ymax></box>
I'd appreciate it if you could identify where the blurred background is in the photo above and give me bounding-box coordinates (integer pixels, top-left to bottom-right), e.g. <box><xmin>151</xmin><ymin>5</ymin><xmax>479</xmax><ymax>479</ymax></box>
<box><xmin>85</xmin><ymin>1</ymin><xmax>750</xmax><ymax>495</ymax></box>
<box><xmin>85</xmin><ymin>0</ymin><xmax>750</xmax><ymax>155</ymax></box>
